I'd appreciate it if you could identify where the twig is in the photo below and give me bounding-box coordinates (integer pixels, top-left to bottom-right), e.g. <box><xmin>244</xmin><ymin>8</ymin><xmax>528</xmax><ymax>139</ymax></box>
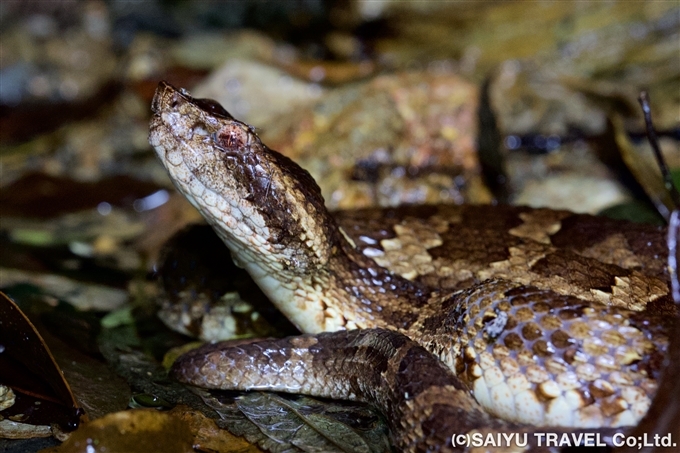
<box><xmin>638</xmin><ymin>91</ymin><xmax>680</xmax><ymax>208</ymax></box>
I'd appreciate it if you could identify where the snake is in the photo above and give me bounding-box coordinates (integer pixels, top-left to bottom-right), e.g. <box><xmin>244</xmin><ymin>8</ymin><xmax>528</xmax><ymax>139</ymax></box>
<box><xmin>148</xmin><ymin>81</ymin><xmax>675</xmax><ymax>452</ymax></box>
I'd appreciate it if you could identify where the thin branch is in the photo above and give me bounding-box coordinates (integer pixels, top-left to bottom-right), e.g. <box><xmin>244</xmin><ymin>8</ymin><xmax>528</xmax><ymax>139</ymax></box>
<box><xmin>638</xmin><ymin>91</ymin><xmax>680</xmax><ymax>208</ymax></box>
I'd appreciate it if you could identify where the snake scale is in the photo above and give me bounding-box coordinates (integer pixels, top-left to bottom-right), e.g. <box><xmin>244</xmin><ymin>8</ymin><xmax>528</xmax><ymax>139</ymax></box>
<box><xmin>148</xmin><ymin>81</ymin><xmax>675</xmax><ymax>452</ymax></box>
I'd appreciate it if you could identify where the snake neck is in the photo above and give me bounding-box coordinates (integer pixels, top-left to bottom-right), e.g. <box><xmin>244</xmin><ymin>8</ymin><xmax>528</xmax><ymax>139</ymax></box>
<box><xmin>224</xmin><ymin>212</ymin><xmax>433</xmax><ymax>334</ymax></box>
<box><xmin>328</xmin><ymin>235</ymin><xmax>434</xmax><ymax>330</ymax></box>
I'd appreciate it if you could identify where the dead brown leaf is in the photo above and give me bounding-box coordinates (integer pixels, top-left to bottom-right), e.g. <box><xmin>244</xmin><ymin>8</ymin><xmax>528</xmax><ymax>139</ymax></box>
<box><xmin>43</xmin><ymin>409</ymin><xmax>193</xmax><ymax>453</ymax></box>
<box><xmin>0</xmin><ymin>292</ymin><xmax>82</xmax><ymax>434</ymax></box>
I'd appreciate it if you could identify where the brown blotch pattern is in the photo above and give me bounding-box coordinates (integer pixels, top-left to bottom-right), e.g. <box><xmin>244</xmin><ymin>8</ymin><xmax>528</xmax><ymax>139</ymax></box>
<box><xmin>434</xmin><ymin>280</ymin><xmax>669</xmax><ymax>427</ymax></box>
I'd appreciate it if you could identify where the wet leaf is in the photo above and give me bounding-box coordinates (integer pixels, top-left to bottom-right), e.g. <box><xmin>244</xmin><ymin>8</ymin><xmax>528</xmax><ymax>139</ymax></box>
<box><xmin>95</xmin><ymin>326</ymin><xmax>272</xmax><ymax>448</ymax></box>
<box><xmin>599</xmin><ymin>201</ymin><xmax>666</xmax><ymax>225</ymax></box>
<box><xmin>610</xmin><ymin>113</ymin><xmax>676</xmax><ymax>220</ymax></box>
<box><xmin>97</xmin><ymin>324</ymin><xmax>210</xmax><ymax>416</ymax></box>
<box><xmin>0</xmin><ymin>172</ymin><xmax>162</xmax><ymax>219</ymax></box>
<box><xmin>0</xmin><ymin>292</ymin><xmax>82</xmax><ymax>433</ymax></box>
<box><xmin>43</xmin><ymin>409</ymin><xmax>194</xmax><ymax>453</ymax></box>
<box><xmin>0</xmin><ymin>81</ymin><xmax>122</xmax><ymax>146</ymax></box>
<box><xmin>2</xmin><ymin>210</ymin><xmax>147</xmax><ymax>250</ymax></box>
<box><xmin>0</xmin><ymin>436</ymin><xmax>59</xmax><ymax>451</ymax></box>
<box><xmin>0</xmin><ymin>419</ymin><xmax>52</xmax><ymax>439</ymax></box>
<box><xmin>195</xmin><ymin>390</ymin><xmax>390</xmax><ymax>453</ymax></box>
<box><xmin>100</xmin><ymin>306</ymin><xmax>135</xmax><ymax>329</ymax></box>
<box><xmin>0</xmin><ymin>238</ymin><xmax>133</xmax><ymax>290</ymax></box>
<box><xmin>0</xmin><ymin>286</ymin><xmax>131</xmax><ymax>422</ymax></box>
<box><xmin>170</xmin><ymin>405</ymin><xmax>264</xmax><ymax>453</ymax></box>
<box><xmin>37</xmin><ymin>326</ymin><xmax>131</xmax><ymax>422</ymax></box>
<box><xmin>0</xmin><ymin>385</ymin><xmax>16</xmax><ymax>411</ymax></box>
<box><xmin>1</xmin><ymin>270</ymin><xmax>128</xmax><ymax>312</ymax></box>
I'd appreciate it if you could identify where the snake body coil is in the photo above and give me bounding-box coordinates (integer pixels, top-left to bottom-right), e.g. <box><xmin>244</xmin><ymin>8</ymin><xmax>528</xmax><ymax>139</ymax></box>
<box><xmin>148</xmin><ymin>82</ymin><xmax>673</xmax><ymax>452</ymax></box>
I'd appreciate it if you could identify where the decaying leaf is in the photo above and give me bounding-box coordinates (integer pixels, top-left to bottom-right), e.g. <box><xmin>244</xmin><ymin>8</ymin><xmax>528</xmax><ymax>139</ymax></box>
<box><xmin>0</xmin><ymin>173</ymin><xmax>161</xmax><ymax>220</ymax></box>
<box><xmin>170</xmin><ymin>405</ymin><xmax>265</xmax><ymax>453</ymax></box>
<box><xmin>41</xmin><ymin>409</ymin><xmax>194</xmax><ymax>453</ymax></box>
<box><xmin>0</xmin><ymin>419</ymin><xmax>52</xmax><ymax>439</ymax></box>
<box><xmin>0</xmin><ymin>269</ymin><xmax>128</xmax><ymax>312</ymax></box>
<box><xmin>0</xmin><ymin>292</ymin><xmax>82</xmax><ymax>436</ymax></box>
<box><xmin>611</xmin><ymin>113</ymin><xmax>675</xmax><ymax>220</ymax></box>
<box><xmin>36</xmin><ymin>325</ymin><xmax>131</xmax><ymax>422</ymax></box>
<box><xmin>194</xmin><ymin>389</ymin><xmax>390</xmax><ymax>453</ymax></box>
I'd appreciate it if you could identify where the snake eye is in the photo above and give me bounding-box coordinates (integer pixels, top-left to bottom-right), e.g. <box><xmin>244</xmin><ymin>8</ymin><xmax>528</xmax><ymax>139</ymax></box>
<box><xmin>194</xmin><ymin>98</ymin><xmax>235</xmax><ymax>119</ymax></box>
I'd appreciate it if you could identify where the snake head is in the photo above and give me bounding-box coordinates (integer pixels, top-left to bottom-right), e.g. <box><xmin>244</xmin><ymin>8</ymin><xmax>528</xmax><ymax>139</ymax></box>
<box><xmin>149</xmin><ymin>81</ymin><xmax>336</xmax><ymax>274</ymax></box>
